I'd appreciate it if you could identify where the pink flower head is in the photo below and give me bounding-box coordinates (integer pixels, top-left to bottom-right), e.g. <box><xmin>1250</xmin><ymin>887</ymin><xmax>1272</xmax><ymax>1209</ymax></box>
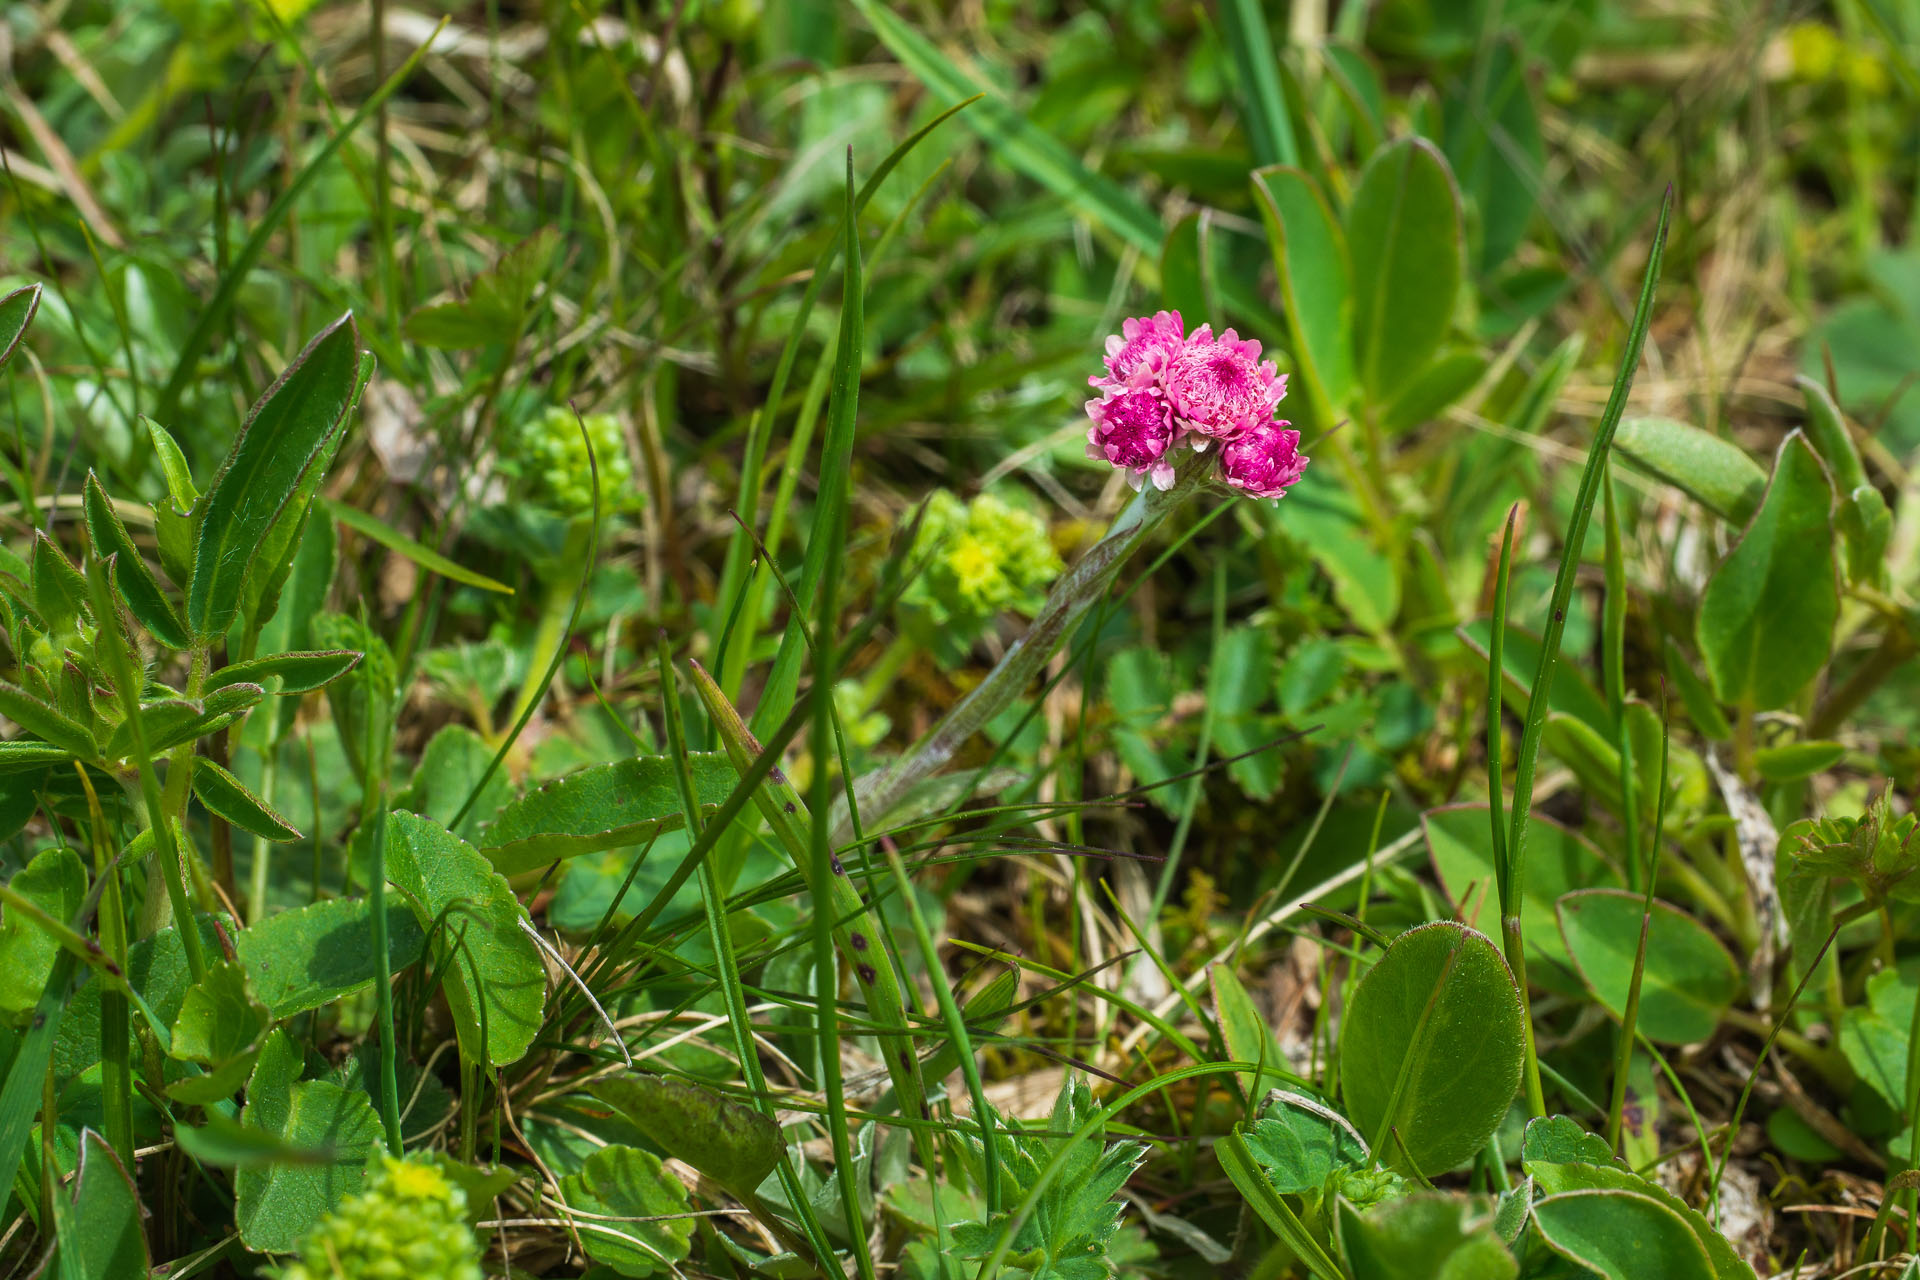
<box><xmin>1161</xmin><ymin>325</ymin><xmax>1287</xmax><ymax>446</ymax></box>
<box><xmin>1093</xmin><ymin>310</ymin><xmax>1185</xmax><ymax>389</ymax></box>
<box><xmin>1086</xmin><ymin>385</ymin><xmax>1178</xmax><ymax>491</ymax></box>
<box><xmin>1217</xmin><ymin>419</ymin><xmax>1307</xmax><ymax>501</ymax></box>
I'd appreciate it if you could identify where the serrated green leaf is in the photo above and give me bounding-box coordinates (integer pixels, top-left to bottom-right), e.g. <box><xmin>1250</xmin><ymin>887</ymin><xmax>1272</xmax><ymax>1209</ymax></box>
<box><xmin>559</xmin><ymin>1145</ymin><xmax>694</xmax><ymax>1277</ymax></box>
<box><xmin>234</xmin><ymin>1029</ymin><xmax>385</xmax><ymax>1252</ymax></box>
<box><xmin>383</xmin><ymin>810</ymin><xmax>545</xmax><ymax>1065</ymax></box>
<box><xmin>0</xmin><ymin>845</ymin><xmax>86</xmax><ymax>1021</ymax></box>
<box><xmin>188</xmin><ymin>313</ymin><xmax>368</xmax><ymax>638</ymax></box>
<box><xmin>166</xmin><ymin>958</ymin><xmax>270</xmax><ymax>1104</ymax></box>
<box><xmin>478</xmin><ymin>754</ymin><xmax>738</xmax><ymax>876</ymax></box>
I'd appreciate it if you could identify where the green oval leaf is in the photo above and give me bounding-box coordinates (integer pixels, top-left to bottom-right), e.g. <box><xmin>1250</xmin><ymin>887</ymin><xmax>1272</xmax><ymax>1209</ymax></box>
<box><xmin>0</xmin><ymin>845</ymin><xmax>87</xmax><ymax>1021</ymax></box>
<box><xmin>235</xmin><ymin>1029</ymin><xmax>384</xmax><ymax>1252</ymax></box>
<box><xmin>234</xmin><ymin>896</ymin><xmax>426</xmax><ymax>1020</ymax></box>
<box><xmin>1696</xmin><ymin>431</ymin><xmax>1837</xmax><ymax>711</ymax></box>
<box><xmin>1346</xmin><ymin>137</ymin><xmax>1463</xmax><ymax>407</ymax></box>
<box><xmin>1754</xmin><ymin>740</ymin><xmax>1846</xmax><ymax>783</ymax></box>
<box><xmin>1423</xmin><ymin>804</ymin><xmax>1619</xmax><ymax>987</ymax></box>
<box><xmin>1338</xmin><ymin>920</ymin><xmax>1523</xmax><ymax>1178</ymax></box>
<box><xmin>1335</xmin><ymin>1193</ymin><xmax>1518</xmax><ymax>1280</ymax></box>
<box><xmin>1528</xmin><ymin>1159</ymin><xmax>1757</xmax><ymax>1280</ymax></box>
<box><xmin>192</xmin><ymin>756</ymin><xmax>303</xmax><ymax>842</ymax></box>
<box><xmin>1533</xmin><ymin>1189</ymin><xmax>1718</xmax><ymax>1280</ymax></box>
<box><xmin>1253</xmin><ymin>165</ymin><xmax>1354</xmax><ymax>425</ymax></box>
<box><xmin>48</xmin><ymin>1130</ymin><xmax>151</xmax><ymax>1280</ymax></box>
<box><xmin>1614</xmin><ymin>417</ymin><xmax>1767</xmax><ymax>525</ymax></box>
<box><xmin>589</xmin><ymin>1074</ymin><xmax>783</xmax><ymax>1195</ymax></box>
<box><xmin>1381</xmin><ymin>347</ymin><xmax>1487</xmax><ymax>436</ymax></box>
<box><xmin>1556</xmin><ymin>889</ymin><xmax>1741</xmax><ymax>1044</ymax></box>
<box><xmin>188</xmin><ymin>313</ymin><xmax>369</xmax><ymax>639</ymax></box>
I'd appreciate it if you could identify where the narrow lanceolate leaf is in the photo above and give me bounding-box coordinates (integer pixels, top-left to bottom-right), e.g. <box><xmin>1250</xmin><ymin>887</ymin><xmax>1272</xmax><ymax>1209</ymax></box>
<box><xmin>187</xmin><ymin>313</ymin><xmax>369</xmax><ymax>639</ymax></box>
<box><xmin>320</xmin><ymin>498</ymin><xmax>512</xmax><ymax>593</ymax></box>
<box><xmin>0</xmin><ymin>283</ymin><xmax>42</xmax><ymax>376</ymax></box>
<box><xmin>477</xmin><ymin>754</ymin><xmax>737</xmax><ymax>876</ymax></box>
<box><xmin>192</xmin><ymin>757</ymin><xmax>303</xmax><ymax>842</ymax></box>
<box><xmin>0</xmin><ymin>682</ymin><xmax>95</xmax><ymax>758</ymax></box>
<box><xmin>1695</xmin><ymin>431</ymin><xmax>1838</xmax><ymax>711</ymax></box>
<box><xmin>144</xmin><ymin>684</ymin><xmax>266</xmax><ymax>754</ymax></box>
<box><xmin>85</xmin><ymin>474</ymin><xmax>189</xmax><ymax>648</ymax></box>
<box><xmin>144</xmin><ymin>417</ymin><xmax>199</xmax><ymax>511</ymax></box>
<box><xmin>208</xmin><ymin>649</ymin><xmax>362</xmax><ymax>694</ymax></box>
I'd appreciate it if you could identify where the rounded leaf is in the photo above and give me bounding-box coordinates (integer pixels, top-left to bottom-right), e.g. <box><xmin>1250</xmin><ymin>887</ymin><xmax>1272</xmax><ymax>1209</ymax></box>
<box><xmin>1556</xmin><ymin>889</ymin><xmax>1741</xmax><ymax>1045</ymax></box>
<box><xmin>1533</xmin><ymin>1189</ymin><xmax>1718</xmax><ymax>1280</ymax></box>
<box><xmin>1339</xmin><ymin>921</ymin><xmax>1523</xmax><ymax>1178</ymax></box>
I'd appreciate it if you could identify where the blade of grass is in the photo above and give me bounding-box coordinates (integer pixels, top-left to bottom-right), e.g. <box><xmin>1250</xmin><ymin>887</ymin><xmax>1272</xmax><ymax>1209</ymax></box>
<box><xmin>715</xmin><ymin>99</ymin><xmax>978</xmax><ymax>706</ymax></box>
<box><xmin>153</xmin><ymin>19</ymin><xmax>446</xmax><ymax>423</ymax></box>
<box><xmin>1601</xmin><ymin>460</ymin><xmax>1642</xmax><ymax>888</ymax></box>
<box><xmin>655</xmin><ymin>634</ymin><xmax>846</xmax><ymax>1278</ymax></box>
<box><xmin>805</xmin><ymin>157</ymin><xmax>880</xmax><ymax>1279</ymax></box>
<box><xmin>847</xmin><ymin>0</ymin><xmax>1163</xmax><ymax>257</ymax></box>
<box><xmin>1504</xmin><ymin>185</ymin><xmax>1672</xmax><ymax>1118</ymax></box>
<box><xmin>1219</xmin><ymin>0</ymin><xmax>1301</xmax><ymax>168</ymax></box>
<box><xmin>1606</xmin><ymin>689</ymin><xmax>1670</xmax><ymax>1153</ymax></box>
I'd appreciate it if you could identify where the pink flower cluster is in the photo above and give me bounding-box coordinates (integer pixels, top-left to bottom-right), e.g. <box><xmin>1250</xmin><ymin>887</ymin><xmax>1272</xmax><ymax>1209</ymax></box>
<box><xmin>1084</xmin><ymin>311</ymin><xmax>1307</xmax><ymax>500</ymax></box>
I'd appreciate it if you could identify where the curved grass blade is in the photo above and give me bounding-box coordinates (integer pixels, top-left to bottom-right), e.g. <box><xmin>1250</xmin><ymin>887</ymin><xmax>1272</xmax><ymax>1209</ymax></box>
<box><xmin>154</xmin><ymin>21</ymin><xmax>445</xmax><ymax>423</ymax></box>
<box><xmin>322</xmin><ymin>497</ymin><xmax>512</xmax><ymax>594</ymax></box>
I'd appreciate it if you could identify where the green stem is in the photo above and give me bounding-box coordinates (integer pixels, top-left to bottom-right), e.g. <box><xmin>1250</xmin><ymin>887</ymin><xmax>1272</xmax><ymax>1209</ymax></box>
<box><xmin>842</xmin><ymin>459</ymin><xmax>1207</xmax><ymax>843</ymax></box>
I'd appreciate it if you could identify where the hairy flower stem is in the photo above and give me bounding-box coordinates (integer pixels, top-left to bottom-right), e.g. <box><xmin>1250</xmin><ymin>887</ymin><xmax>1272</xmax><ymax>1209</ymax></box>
<box><xmin>840</xmin><ymin>459</ymin><xmax>1206</xmax><ymax>844</ymax></box>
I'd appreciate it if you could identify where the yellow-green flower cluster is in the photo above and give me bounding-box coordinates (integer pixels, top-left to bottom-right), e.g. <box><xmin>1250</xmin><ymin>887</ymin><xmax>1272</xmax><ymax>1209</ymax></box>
<box><xmin>1785</xmin><ymin>22</ymin><xmax>1889</xmax><ymax>94</ymax></box>
<box><xmin>901</xmin><ymin>490</ymin><xmax>1061</xmax><ymax>663</ymax></box>
<box><xmin>276</xmin><ymin>1157</ymin><xmax>483</xmax><ymax>1280</ymax></box>
<box><xmin>508</xmin><ymin>406</ymin><xmax>636</xmax><ymax>516</ymax></box>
